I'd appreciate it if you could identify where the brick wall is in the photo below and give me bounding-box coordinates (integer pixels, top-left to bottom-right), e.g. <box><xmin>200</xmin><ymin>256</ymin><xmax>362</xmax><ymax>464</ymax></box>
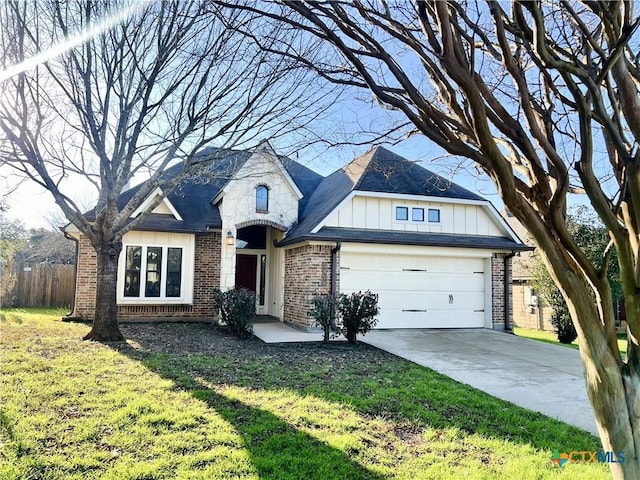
<box><xmin>491</xmin><ymin>253</ymin><xmax>513</xmax><ymax>330</ymax></box>
<box><xmin>283</xmin><ymin>244</ymin><xmax>337</xmax><ymax>327</ymax></box>
<box><xmin>71</xmin><ymin>232</ymin><xmax>221</xmax><ymax>321</ymax></box>
<box><xmin>512</xmin><ymin>281</ymin><xmax>554</xmax><ymax>331</ymax></box>
<box><xmin>72</xmin><ymin>235</ymin><xmax>97</xmax><ymax>319</ymax></box>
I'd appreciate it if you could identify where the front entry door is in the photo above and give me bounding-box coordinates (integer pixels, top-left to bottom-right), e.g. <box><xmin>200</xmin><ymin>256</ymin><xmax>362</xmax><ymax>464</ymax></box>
<box><xmin>235</xmin><ymin>254</ymin><xmax>257</xmax><ymax>293</ymax></box>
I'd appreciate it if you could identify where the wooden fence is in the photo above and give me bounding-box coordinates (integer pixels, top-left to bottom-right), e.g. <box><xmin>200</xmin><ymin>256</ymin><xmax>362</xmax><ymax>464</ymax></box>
<box><xmin>13</xmin><ymin>263</ymin><xmax>75</xmax><ymax>308</ymax></box>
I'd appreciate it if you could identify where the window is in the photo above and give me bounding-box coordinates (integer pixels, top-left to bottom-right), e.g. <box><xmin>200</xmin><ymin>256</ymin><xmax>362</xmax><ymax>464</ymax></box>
<box><xmin>412</xmin><ymin>208</ymin><xmax>424</xmax><ymax>222</ymax></box>
<box><xmin>395</xmin><ymin>206</ymin><xmax>408</xmax><ymax>221</ymax></box>
<box><xmin>256</xmin><ymin>185</ymin><xmax>269</xmax><ymax>213</ymax></box>
<box><xmin>428</xmin><ymin>208</ymin><xmax>440</xmax><ymax>223</ymax></box>
<box><xmin>166</xmin><ymin>248</ymin><xmax>182</xmax><ymax>297</ymax></box>
<box><xmin>145</xmin><ymin>247</ymin><xmax>162</xmax><ymax>297</ymax></box>
<box><xmin>123</xmin><ymin>245</ymin><xmax>183</xmax><ymax>299</ymax></box>
<box><xmin>124</xmin><ymin>246</ymin><xmax>142</xmax><ymax>297</ymax></box>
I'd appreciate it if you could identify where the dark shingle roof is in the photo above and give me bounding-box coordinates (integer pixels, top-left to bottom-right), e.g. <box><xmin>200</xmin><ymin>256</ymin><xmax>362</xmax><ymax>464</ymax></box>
<box><xmin>278</xmin><ymin>226</ymin><xmax>531</xmax><ymax>251</ymax></box>
<box><xmin>346</xmin><ymin>146</ymin><xmax>484</xmax><ymax>200</ymax></box>
<box><xmin>284</xmin><ymin>146</ymin><xmax>487</xmax><ymax>243</ymax></box>
<box><xmin>82</xmin><ymin>146</ymin><xmax>321</xmax><ymax>233</ymax></box>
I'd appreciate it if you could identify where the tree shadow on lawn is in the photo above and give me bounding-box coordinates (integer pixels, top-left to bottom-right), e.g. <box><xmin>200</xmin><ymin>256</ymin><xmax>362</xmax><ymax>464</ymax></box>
<box><xmin>110</xmin><ymin>323</ymin><xmax>600</xmax><ymax>460</ymax></box>
<box><xmin>110</xmin><ymin>337</ymin><xmax>385</xmax><ymax>479</ymax></box>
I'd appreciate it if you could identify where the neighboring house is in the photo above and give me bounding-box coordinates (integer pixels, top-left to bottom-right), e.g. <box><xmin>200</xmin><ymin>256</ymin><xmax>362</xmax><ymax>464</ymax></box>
<box><xmin>502</xmin><ymin>212</ymin><xmax>554</xmax><ymax>331</ymax></box>
<box><xmin>64</xmin><ymin>143</ymin><xmax>530</xmax><ymax>330</ymax></box>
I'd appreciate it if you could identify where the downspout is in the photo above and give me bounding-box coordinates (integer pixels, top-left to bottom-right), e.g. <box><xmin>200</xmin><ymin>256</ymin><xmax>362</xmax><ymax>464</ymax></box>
<box><xmin>62</xmin><ymin>230</ymin><xmax>79</xmax><ymax>321</ymax></box>
<box><xmin>504</xmin><ymin>251</ymin><xmax>516</xmax><ymax>333</ymax></box>
<box><xmin>330</xmin><ymin>242</ymin><xmax>341</xmax><ymax>329</ymax></box>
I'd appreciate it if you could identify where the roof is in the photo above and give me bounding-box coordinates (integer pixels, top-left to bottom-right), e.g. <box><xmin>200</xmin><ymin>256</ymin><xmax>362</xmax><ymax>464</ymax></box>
<box><xmin>80</xmin><ymin>146</ymin><xmax>321</xmax><ymax>233</ymax></box>
<box><xmin>284</xmin><ymin>146</ymin><xmax>488</xmax><ymax>243</ymax></box>
<box><xmin>278</xmin><ymin>226</ymin><xmax>531</xmax><ymax>251</ymax></box>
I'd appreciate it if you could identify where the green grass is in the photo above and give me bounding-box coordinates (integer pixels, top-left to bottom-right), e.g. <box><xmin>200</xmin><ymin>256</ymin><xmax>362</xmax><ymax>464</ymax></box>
<box><xmin>0</xmin><ymin>308</ymin><xmax>611</xmax><ymax>479</ymax></box>
<box><xmin>514</xmin><ymin>327</ymin><xmax>627</xmax><ymax>356</ymax></box>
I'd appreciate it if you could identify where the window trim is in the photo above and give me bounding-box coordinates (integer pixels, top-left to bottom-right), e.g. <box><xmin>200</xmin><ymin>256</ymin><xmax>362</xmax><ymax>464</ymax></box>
<box><xmin>395</xmin><ymin>204</ymin><xmax>441</xmax><ymax>224</ymax></box>
<box><xmin>256</xmin><ymin>184</ymin><xmax>269</xmax><ymax>213</ymax></box>
<box><xmin>395</xmin><ymin>206</ymin><xmax>409</xmax><ymax>221</ymax></box>
<box><xmin>118</xmin><ymin>241</ymin><xmax>191</xmax><ymax>304</ymax></box>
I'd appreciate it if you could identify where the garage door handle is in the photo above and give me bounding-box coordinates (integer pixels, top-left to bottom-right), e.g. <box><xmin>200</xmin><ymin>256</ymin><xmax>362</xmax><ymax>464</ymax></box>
<box><xmin>474</xmin><ymin>309</ymin><xmax>484</xmax><ymax>312</ymax></box>
<box><xmin>449</xmin><ymin>294</ymin><xmax>454</xmax><ymax>304</ymax></box>
<box><xmin>402</xmin><ymin>309</ymin><xmax>427</xmax><ymax>312</ymax></box>
<box><xmin>402</xmin><ymin>268</ymin><xmax>427</xmax><ymax>272</ymax></box>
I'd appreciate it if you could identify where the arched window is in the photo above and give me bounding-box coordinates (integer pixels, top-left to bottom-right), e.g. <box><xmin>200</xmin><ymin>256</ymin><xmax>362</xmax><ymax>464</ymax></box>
<box><xmin>256</xmin><ymin>185</ymin><xmax>269</xmax><ymax>213</ymax></box>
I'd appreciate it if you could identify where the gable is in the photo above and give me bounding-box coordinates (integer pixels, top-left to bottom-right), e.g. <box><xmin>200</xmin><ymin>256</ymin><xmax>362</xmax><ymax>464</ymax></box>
<box><xmin>217</xmin><ymin>149</ymin><xmax>304</xmax><ymax>230</ymax></box>
<box><xmin>322</xmin><ymin>193</ymin><xmax>507</xmax><ymax>237</ymax></box>
<box><xmin>132</xmin><ymin>188</ymin><xmax>183</xmax><ymax>221</ymax></box>
<box><xmin>282</xmin><ymin>146</ymin><xmax>514</xmax><ymax>245</ymax></box>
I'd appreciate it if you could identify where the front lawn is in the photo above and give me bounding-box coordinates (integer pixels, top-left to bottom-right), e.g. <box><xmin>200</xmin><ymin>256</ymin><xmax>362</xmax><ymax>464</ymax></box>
<box><xmin>0</xmin><ymin>308</ymin><xmax>609</xmax><ymax>479</ymax></box>
<box><xmin>514</xmin><ymin>327</ymin><xmax>627</xmax><ymax>357</ymax></box>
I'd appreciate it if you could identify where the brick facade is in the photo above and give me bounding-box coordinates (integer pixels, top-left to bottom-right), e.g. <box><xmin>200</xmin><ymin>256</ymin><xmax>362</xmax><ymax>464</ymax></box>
<box><xmin>512</xmin><ymin>281</ymin><xmax>554</xmax><ymax>331</ymax></box>
<box><xmin>491</xmin><ymin>253</ymin><xmax>513</xmax><ymax>330</ymax></box>
<box><xmin>73</xmin><ymin>235</ymin><xmax>98</xmax><ymax>319</ymax></box>
<box><xmin>283</xmin><ymin>244</ymin><xmax>337</xmax><ymax>327</ymax></box>
<box><xmin>70</xmin><ymin>232</ymin><xmax>221</xmax><ymax>321</ymax></box>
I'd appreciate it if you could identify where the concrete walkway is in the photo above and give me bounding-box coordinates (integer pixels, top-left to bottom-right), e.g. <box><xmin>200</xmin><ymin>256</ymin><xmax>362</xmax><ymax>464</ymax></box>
<box><xmin>253</xmin><ymin>323</ymin><xmax>597</xmax><ymax>435</ymax></box>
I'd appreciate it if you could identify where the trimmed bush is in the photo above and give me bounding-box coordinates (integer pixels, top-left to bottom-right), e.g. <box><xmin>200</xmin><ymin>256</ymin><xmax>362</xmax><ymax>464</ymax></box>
<box><xmin>308</xmin><ymin>294</ymin><xmax>338</xmax><ymax>343</ymax></box>
<box><xmin>551</xmin><ymin>307</ymin><xmax>577</xmax><ymax>344</ymax></box>
<box><xmin>338</xmin><ymin>290</ymin><xmax>379</xmax><ymax>344</ymax></box>
<box><xmin>212</xmin><ymin>288</ymin><xmax>255</xmax><ymax>339</ymax></box>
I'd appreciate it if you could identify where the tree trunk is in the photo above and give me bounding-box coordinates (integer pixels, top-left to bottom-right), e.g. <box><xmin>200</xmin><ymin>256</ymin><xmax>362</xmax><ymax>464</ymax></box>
<box><xmin>83</xmin><ymin>242</ymin><xmax>124</xmax><ymax>342</ymax></box>
<box><xmin>569</xmin><ymin>294</ymin><xmax>640</xmax><ymax>479</ymax></box>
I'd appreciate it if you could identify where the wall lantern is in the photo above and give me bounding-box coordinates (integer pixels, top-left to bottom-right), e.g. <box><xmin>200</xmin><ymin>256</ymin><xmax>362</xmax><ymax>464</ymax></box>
<box><xmin>225</xmin><ymin>231</ymin><xmax>235</xmax><ymax>246</ymax></box>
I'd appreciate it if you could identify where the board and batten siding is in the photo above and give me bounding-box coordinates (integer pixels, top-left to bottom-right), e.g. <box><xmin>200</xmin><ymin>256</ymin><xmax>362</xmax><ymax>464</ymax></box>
<box><xmin>324</xmin><ymin>195</ymin><xmax>502</xmax><ymax>236</ymax></box>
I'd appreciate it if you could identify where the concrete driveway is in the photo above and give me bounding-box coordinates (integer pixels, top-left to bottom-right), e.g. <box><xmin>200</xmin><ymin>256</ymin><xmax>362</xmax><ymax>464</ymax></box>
<box><xmin>361</xmin><ymin>329</ymin><xmax>598</xmax><ymax>435</ymax></box>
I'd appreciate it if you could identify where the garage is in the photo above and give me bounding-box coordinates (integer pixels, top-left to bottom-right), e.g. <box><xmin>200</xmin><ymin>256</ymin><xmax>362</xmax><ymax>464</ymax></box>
<box><xmin>340</xmin><ymin>245</ymin><xmax>491</xmax><ymax>329</ymax></box>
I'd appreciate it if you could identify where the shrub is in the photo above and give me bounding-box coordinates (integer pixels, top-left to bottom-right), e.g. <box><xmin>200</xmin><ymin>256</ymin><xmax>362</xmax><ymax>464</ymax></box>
<box><xmin>212</xmin><ymin>288</ymin><xmax>255</xmax><ymax>339</ymax></box>
<box><xmin>338</xmin><ymin>290</ymin><xmax>379</xmax><ymax>344</ymax></box>
<box><xmin>551</xmin><ymin>306</ymin><xmax>577</xmax><ymax>344</ymax></box>
<box><xmin>542</xmin><ymin>287</ymin><xmax>578</xmax><ymax>344</ymax></box>
<box><xmin>308</xmin><ymin>294</ymin><xmax>338</xmax><ymax>343</ymax></box>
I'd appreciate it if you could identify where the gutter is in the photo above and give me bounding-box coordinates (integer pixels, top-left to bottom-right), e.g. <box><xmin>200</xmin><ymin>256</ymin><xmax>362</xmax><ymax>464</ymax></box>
<box><xmin>504</xmin><ymin>250</ymin><xmax>517</xmax><ymax>333</ymax></box>
<box><xmin>62</xmin><ymin>230</ymin><xmax>79</xmax><ymax>320</ymax></box>
<box><xmin>330</xmin><ymin>242</ymin><xmax>341</xmax><ymax>329</ymax></box>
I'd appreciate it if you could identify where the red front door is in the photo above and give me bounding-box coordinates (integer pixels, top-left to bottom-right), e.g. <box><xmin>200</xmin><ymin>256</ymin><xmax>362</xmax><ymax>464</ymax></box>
<box><xmin>235</xmin><ymin>254</ymin><xmax>257</xmax><ymax>293</ymax></box>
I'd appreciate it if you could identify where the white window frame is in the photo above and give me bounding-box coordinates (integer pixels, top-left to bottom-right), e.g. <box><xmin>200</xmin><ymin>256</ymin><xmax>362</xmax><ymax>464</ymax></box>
<box><xmin>117</xmin><ymin>234</ymin><xmax>194</xmax><ymax>304</ymax></box>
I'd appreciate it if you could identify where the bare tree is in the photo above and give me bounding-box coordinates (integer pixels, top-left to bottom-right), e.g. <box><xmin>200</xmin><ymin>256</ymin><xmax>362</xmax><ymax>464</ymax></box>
<box><xmin>216</xmin><ymin>0</ymin><xmax>640</xmax><ymax>477</ymax></box>
<box><xmin>0</xmin><ymin>0</ymin><xmax>330</xmax><ymax>341</ymax></box>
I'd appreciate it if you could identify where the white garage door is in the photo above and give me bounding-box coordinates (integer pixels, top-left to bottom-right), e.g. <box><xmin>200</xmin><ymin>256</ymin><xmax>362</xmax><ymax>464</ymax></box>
<box><xmin>340</xmin><ymin>248</ymin><xmax>488</xmax><ymax>329</ymax></box>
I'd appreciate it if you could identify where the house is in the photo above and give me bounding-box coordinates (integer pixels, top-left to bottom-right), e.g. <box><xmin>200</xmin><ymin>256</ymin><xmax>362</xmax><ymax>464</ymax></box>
<box><xmin>64</xmin><ymin>144</ymin><xmax>530</xmax><ymax>330</ymax></box>
<box><xmin>502</xmin><ymin>212</ymin><xmax>554</xmax><ymax>332</ymax></box>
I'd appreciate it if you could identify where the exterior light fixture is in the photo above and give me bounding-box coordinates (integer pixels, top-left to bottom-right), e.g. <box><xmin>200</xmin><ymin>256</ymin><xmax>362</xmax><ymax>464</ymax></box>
<box><xmin>225</xmin><ymin>231</ymin><xmax>235</xmax><ymax>246</ymax></box>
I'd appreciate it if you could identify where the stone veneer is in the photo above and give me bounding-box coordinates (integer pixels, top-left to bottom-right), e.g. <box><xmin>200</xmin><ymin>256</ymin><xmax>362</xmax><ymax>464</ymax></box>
<box><xmin>491</xmin><ymin>253</ymin><xmax>512</xmax><ymax>330</ymax></box>
<box><xmin>71</xmin><ymin>232</ymin><xmax>221</xmax><ymax>321</ymax></box>
<box><xmin>283</xmin><ymin>244</ymin><xmax>337</xmax><ymax>327</ymax></box>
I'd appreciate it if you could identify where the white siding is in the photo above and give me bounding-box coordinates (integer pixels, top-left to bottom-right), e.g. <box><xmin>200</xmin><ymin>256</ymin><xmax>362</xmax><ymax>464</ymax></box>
<box><xmin>325</xmin><ymin>195</ymin><xmax>503</xmax><ymax>237</ymax></box>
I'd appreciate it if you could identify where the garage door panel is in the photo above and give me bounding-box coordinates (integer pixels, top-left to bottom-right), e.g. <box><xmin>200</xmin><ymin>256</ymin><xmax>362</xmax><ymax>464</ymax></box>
<box><xmin>375</xmin><ymin>309</ymin><xmax>485</xmax><ymax>329</ymax></box>
<box><xmin>341</xmin><ymin>249</ymin><xmax>488</xmax><ymax>329</ymax></box>
<box><xmin>341</xmin><ymin>271</ymin><xmax>484</xmax><ymax>292</ymax></box>
<box><xmin>369</xmin><ymin>291</ymin><xmax>484</xmax><ymax>311</ymax></box>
